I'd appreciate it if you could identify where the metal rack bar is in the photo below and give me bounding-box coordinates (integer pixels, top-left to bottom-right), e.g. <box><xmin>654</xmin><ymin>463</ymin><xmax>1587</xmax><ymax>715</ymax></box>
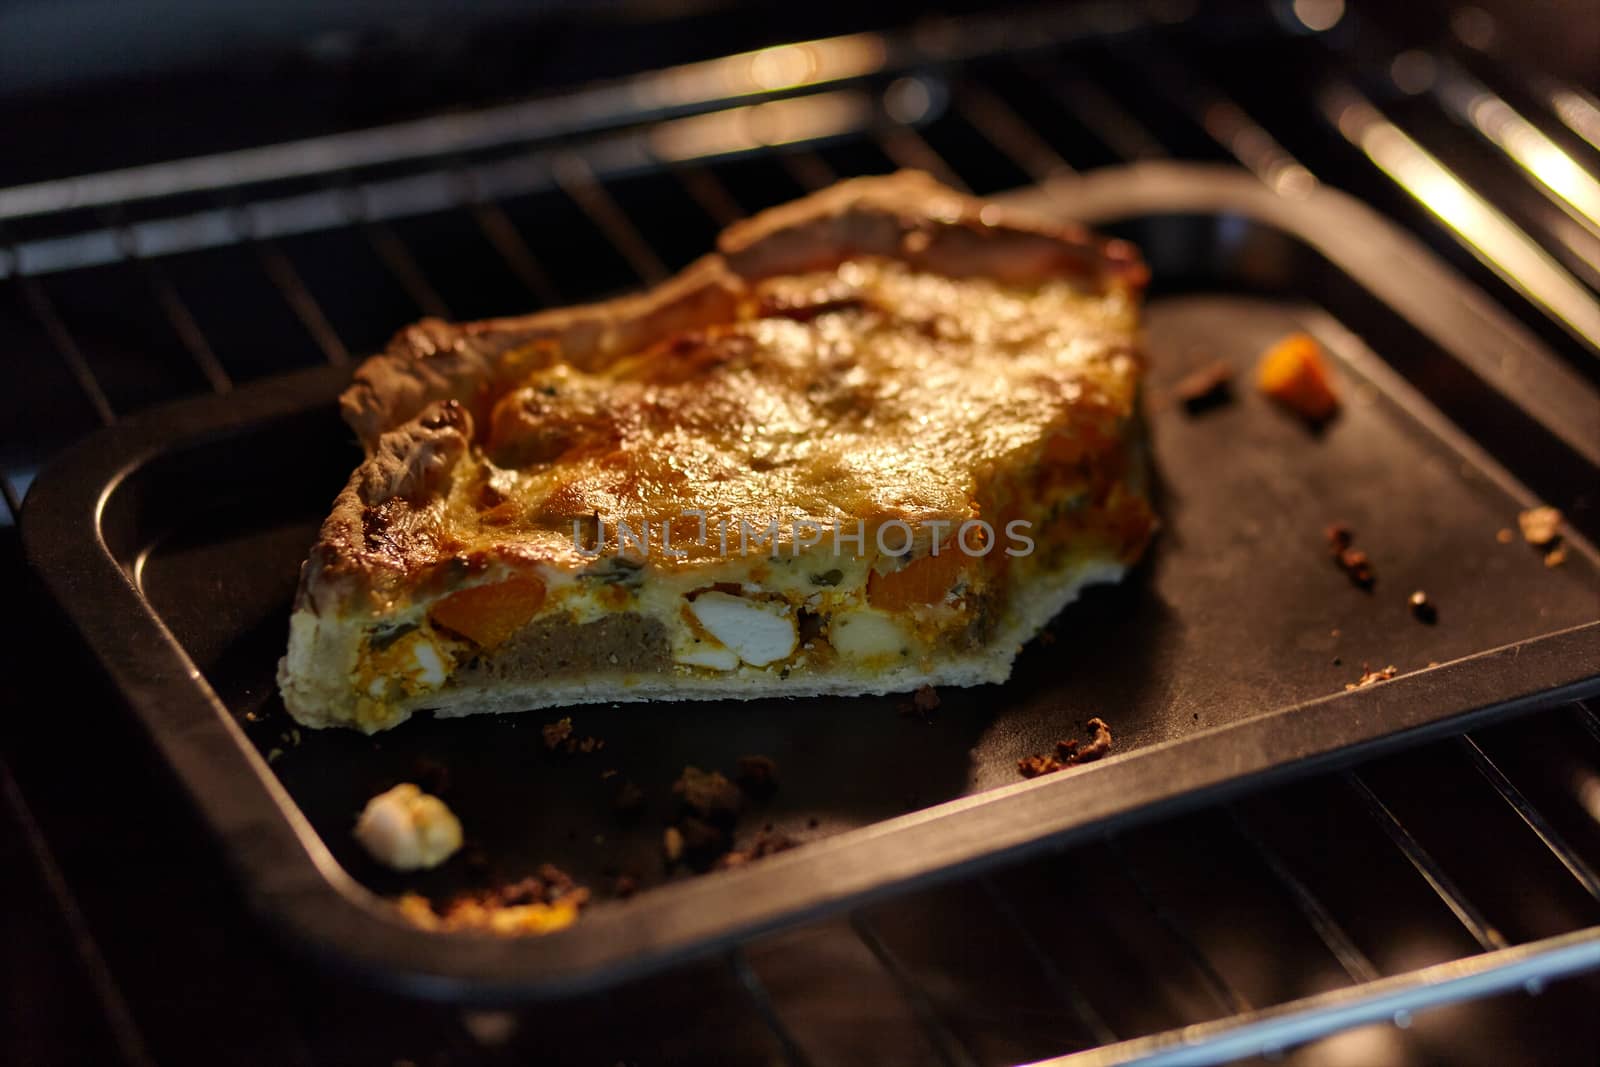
<box><xmin>1037</xmin><ymin>926</ymin><xmax>1600</xmax><ymax>1067</ymax></box>
<box><xmin>332</xmin><ymin>181</ymin><xmax>453</xmax><ymax>320</ymax></box>
<box><xmin>1575</xmin><ymin>701</ymin><xmax>1600</xmax><ymax>746</ymax></box>
<box><xmin>1424</xmin><ymin>59</ymin><xmax>1600</xmax><ymax>238</ymax></box>
<box><xmin>552</xmin><ymin>153</ymin><xmax>669</xmax><ymax>284</ymax></box>
<box><xmin>0</xmin><ymin>476</ymin><xmax>20</xmax><ymax>525</ymax></box>
<box><xmin>104</xmin><ymin>214</ymin><xmax>234</xmax><ymax>394</ymax></box>
<box><xmin>875</xmin><ymin>127</ymin><xmax>971</xmax><ymax>191</ymax></box>
<box><xmin>1103</xmin><ymin>834</ymin><xmax>1253</xmax><ymax>1017</ymax></box>
<box><xmin>1459</xmin><ymin>735</ymin><xmax>1600</xmax><ymax>902</ymax></box>
<box><xmin>781</xmin><ymin>150</ymin><xmax>840</xmax><ymax>192</ymax></box>
<box><xmin>673</xmin><ymin>164</ymin><xmax>747</xmax><ymax>228</ymax></box>
<box><xmin>1319</xmin><ymin>80</ymin><xmax>1600</xmax><ymax>353</ymax></box>
<box><xmin>977</xmin><ymin>875</ymin><xmax>1120</xmax><ymax>1048</ymax></box>
<box><xmin>957</xmin><ymin>79</ymin><xmax>1077</xmax><ymax>183</ymax></box>
<box><xmin>1344</xmin><ymin>771</ymin><xmax>1509</xmax><ymax>952</ymax></box>
<box><xmin>1</xmin><ymin>756</ymin><xmax>157</xmax><ymax>1067</ymax></box>
<box><xmin>1226</xmin><ymin>807</ymin><xmax>1381</xmax><ymax>985</ymax></box>
<box><xmin>850</xmin><ymin>912</ymin><xmax>981</xmax><ymax>1067</ymax></box>
<box><xmin>1123</xmin><ymin>40</ymin><xmax>1318</xmax><ymax>197</ymax></box>
<box><xmin>8</xmin><ymin>268</ymin><xmax>116</xmax><ymax>425</ymax></box>
<box><xmin>219</xmin><ymin>198</ymin><xmax>352</xmax><ymax>368</ymax></box>
<box><xmin>1028</xmin><ymin>62</ymin><xmax>1171</xmax><ymax>162</ymax></box>
<box><xmin>468</xmin><ymin>198</ymin><xmax>561</xmax><ymax>307</ymax></box>
<box><xmin>727</xmin><ymin>947</ymin><xmax>817</xmax><ymax>1067</ymax></box>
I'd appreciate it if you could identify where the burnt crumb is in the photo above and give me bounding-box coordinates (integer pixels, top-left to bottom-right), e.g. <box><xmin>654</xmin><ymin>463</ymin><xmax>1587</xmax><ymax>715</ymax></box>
<box><xmin>662</xmin><ymin>826</ymin><xmax>684</xmax><ymax>865</ymax></box>
<box><xmin>807</xmin><ymin>816</ymin><xmax>820</xmax><ymax>829</ymax></box>
<box><xmin>541</xmin><ymin>717</ymin><xmax>574</xmax><ymax>750</ymax></box>
<box><xmin>898</xmin><ymin>685</ymin><xmax>941</xmax><ymax>720</ymax></box>
<box><xmin>1325</xmin><ymin>523</ymin><xmax>1354</xmax><ymax>555</ymax></box>
<box><xmin>1346</xmin><ymin>663</ymin><xmax>1398</xmax><ymax>691</ymax></box>
<box><xmin>489</xmin><ymin>864</ymin><xmax>590</xmax><ymax>910</ymax></box>
<box><xmin>1408</xmin><ymin>590</ymin><xmax>1437</xmax><ymax>624</ymax></box>
<box><xmin>735</xmin><ymin>755</ymin><xmax>780</xmax><ymax>799</ymax></box>
<box><xmin>1174</xmin><ymin>360</ymin><xmax>1235</xmax><ymax>413</ymax></box>
<box><xmin>676</xmin><ymin>816</ymin><xmax>731</xmax><ymax>869</ymax></box>
<box><xmin>1337</xmin><ymin>548</ymin><xmax>1375</xmax><ymax>589</ymax></box>
<box><xmin>673</xmin><ymin>767</ymin><xmax>744</xmax><ymax>822</ymax></box>
<box><xmin>613</xmin><ymin>874</ymin><xmax>639</xmax><ymax>900</ymax></box>
<box><xmin>398</xmin><ymin>863</ymin><xmax>592</xmax><ymax>935</ymax></box>
<box><xmin>1325</xmin><ymin>524</ymin><xmax>1376</xmax><ymax>588</ymax></box>
<box><xmin>541</xmin><ymin>716</ymin><xmax>605</xmax><ymax>755</ymax></box>
<box><xmin>715</xmin><ymin>829</ymin><xmax>800</xmax><ymax>870</ymax></box>
<box><xmin>1038</xmin><ymin>628</ymin><xmax>1057</xmax><ymax>647</ymax></box>
<box><xmin>412</xmin><ymin>757</ymin><xmax>451</xmax><ymax>797</ymax></box>
<box><xmin>1018</xmin><ymin>718</ymin><xmax>1114</xmax><ymax>779</ymax></box>
<box><xmin>611</xmin><ymin>779</ymin><xmax>646</xmax><ymax>817</ymax></box>
<box><xmin>1332</xmin><ymin>656</ymin><xmax>1343</xmax><ymax>667</ymax></box>
<box><xmin>1518</xmin><ymin>506</ymin><xmax>1563</xmax><ymax>547</ymax></box>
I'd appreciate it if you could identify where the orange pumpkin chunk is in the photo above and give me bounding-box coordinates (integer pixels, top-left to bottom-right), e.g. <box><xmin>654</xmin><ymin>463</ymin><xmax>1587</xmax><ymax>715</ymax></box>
<box><xmin>1256</xmin><ymin>332</ymin><xmax>1339</xmax><ymax>423</ymax></box>
<box><xmin>429</xmin><ymin>576</ymin><xmax>547</xmax><ymax>649</ymax></box>
<box><xmin>868</xmin><ymin>548</ymin><xmax>970</xmax><ymax>611</ymax></box>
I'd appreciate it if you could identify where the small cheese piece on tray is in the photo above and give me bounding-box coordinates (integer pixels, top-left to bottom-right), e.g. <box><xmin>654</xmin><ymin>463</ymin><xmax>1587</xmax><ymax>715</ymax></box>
<box><xmin>354</xmin><ymin>783</ymin><xmax>463</xmax><ymax>870</ymax></box>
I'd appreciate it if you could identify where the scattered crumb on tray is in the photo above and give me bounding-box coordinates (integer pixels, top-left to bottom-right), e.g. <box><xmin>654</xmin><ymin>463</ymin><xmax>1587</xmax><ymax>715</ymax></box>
<box><xmin>611</xmin><ymin>779</ymin><xmax>646</xmax><ymax>816</ymax></box>
<box><xmin>1018</xmin><ymin>717</ymin><xmax>1114</xmax><ymax>779</ymax></box>
<box><xmin>1545</xmin><ymin>544</ymin><xmax>1568</xmax><ymax>568</ymax></box>
<box><xmin>1174</xmin><ymin>359</ymin><xmax>1235</xmax><ymax>413</ymax></box>
<box><xmin>395</xmin><ymin>864</ymin><xmax>589</xmax><ymax>936</ymax></box>
<box><xmin>735</xmin><ymin>755</ymin><xmax>780</xmax><ymax>798</ymax></box>
<box><xmin>715</xmin><ymin>828</ymin><xmax>800</xmax><ymax>870</ymax></box>
<box><xmin>1408</xmin><ymin>590</ymin><xmax>1437</xmax><ymax>624</ymax></box>
<box><xmin>1325</xmin><ymin>522</ymin><xmax>1375</xmax><ymax>588</ymax></box>
<box><xmin>1257</xmin><ymin>332</ymin><xmax>1340</xmax><ymax>424</ymax></box>
<box><xmin>899</xmin><ymin>684</ymin><xmax>942</xmax><ymax>718</ymax></box>
<box><xmin>1518</xmin><ymin>506</ymin><xmax>1563</xmax><ymax>547</ymax></box>
<box><xmin>1496</xmin><ymin>527</ymin><xmax>1515</xmax><ymax>545</ymax></box>
<box><xmin>541</xmin><ymin>716</ymin><xmax>605</xmax><ymax>754</ymax></box>
<box><xmin>1345</xmin><ymin>664</ymin><xmax>1398</xmax><ymax>691</ymax></box>
<box><xmin>662</xmin><ymin>826</ymin><xmax>685</xmax><ymax>864</ymax></box>
<box><xmin>664</xmin><ymin>757</ymin><xmax>795</xmax><ymax>871</ymax></box>
<box><xmin>541</xmin><ymin>716</ymin><xmax>573</xmax><ymax>750</ymax></box>
<box><xmin>673</xmin><ymin>767</ymin><xmax>743</xmax><ymax>820</ymax></box>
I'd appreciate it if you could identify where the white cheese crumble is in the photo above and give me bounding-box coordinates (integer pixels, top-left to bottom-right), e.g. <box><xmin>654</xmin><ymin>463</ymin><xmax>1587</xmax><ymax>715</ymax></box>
<box><xmin>354</xmin><ymin>783</ymin><xmax>463</xmax><ymax>870</ymax></box>
<box><xmin>687</xmin><ymin>591</ymin><xmax>798</xmax><ymax>666</ymax></box>
<box><xmin>828</xmin><ymin>609</ymin><xmax>910</xmax><ymax>660</ymax></box>
<box><xmin>409</xmin><ymin>640</ymin><xmax>447</xmax><ymax>686</ymax></box>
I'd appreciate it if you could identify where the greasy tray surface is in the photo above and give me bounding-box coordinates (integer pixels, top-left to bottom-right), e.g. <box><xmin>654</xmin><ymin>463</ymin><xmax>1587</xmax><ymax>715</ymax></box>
<box><xmin>24</xmin><ymin>165</ymin><xmax>1600</xmax><ymax>997</ymax></box>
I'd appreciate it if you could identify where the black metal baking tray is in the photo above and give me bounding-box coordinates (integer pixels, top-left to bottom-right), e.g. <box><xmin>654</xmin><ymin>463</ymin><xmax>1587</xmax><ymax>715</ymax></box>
<box><xmin>22</xmin><ymin>163</ymin><xmax>1600</xmax><ymax>999</ymax></box>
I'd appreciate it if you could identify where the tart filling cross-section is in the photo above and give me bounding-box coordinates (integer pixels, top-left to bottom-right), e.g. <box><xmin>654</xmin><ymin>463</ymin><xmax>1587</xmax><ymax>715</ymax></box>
<box><xmin>278</xmin><ymin>172</ymin><xmax>1156</xmax><ymax>732</ymax></box>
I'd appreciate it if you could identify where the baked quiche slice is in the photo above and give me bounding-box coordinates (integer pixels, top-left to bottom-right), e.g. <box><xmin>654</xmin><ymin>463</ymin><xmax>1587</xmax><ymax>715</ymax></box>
<box><xmin>279</xmin><ymin>172</ymin><xmax>1155</xmax><ymax>733</ymax></box>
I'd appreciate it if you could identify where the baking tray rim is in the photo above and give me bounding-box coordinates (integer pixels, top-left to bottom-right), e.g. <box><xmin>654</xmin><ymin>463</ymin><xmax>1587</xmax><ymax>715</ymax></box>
<box><xmin>21</xmin><ymin>163</ymin><xmax>1600</xmax><ymax>999</ymax></box>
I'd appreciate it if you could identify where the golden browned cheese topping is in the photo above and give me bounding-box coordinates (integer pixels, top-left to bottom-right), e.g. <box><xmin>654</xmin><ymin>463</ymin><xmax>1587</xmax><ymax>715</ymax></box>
<box><xmin>420</xmin><ymin>258</ymin><xmax>1141</xmax><ymax>576</ymax></box>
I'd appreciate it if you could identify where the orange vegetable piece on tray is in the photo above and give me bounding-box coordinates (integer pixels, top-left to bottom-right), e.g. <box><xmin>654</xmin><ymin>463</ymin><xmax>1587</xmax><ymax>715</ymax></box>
<box><xmin>429</xmin><ymin>576</ymin><xmax>547</xmax><ymax>648</ymax></box>
<box><xmin>1256</xmin><ymin>332</ymin><xmax>1339</xmax><ymax>424</ymax></box>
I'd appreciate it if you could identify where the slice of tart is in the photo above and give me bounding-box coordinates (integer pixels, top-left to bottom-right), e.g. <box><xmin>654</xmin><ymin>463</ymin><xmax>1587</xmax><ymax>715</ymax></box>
<box><xmin>278</xmin><ymin>171</ymin><xmax>1155</xmax><ymax>733</ymax></box>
